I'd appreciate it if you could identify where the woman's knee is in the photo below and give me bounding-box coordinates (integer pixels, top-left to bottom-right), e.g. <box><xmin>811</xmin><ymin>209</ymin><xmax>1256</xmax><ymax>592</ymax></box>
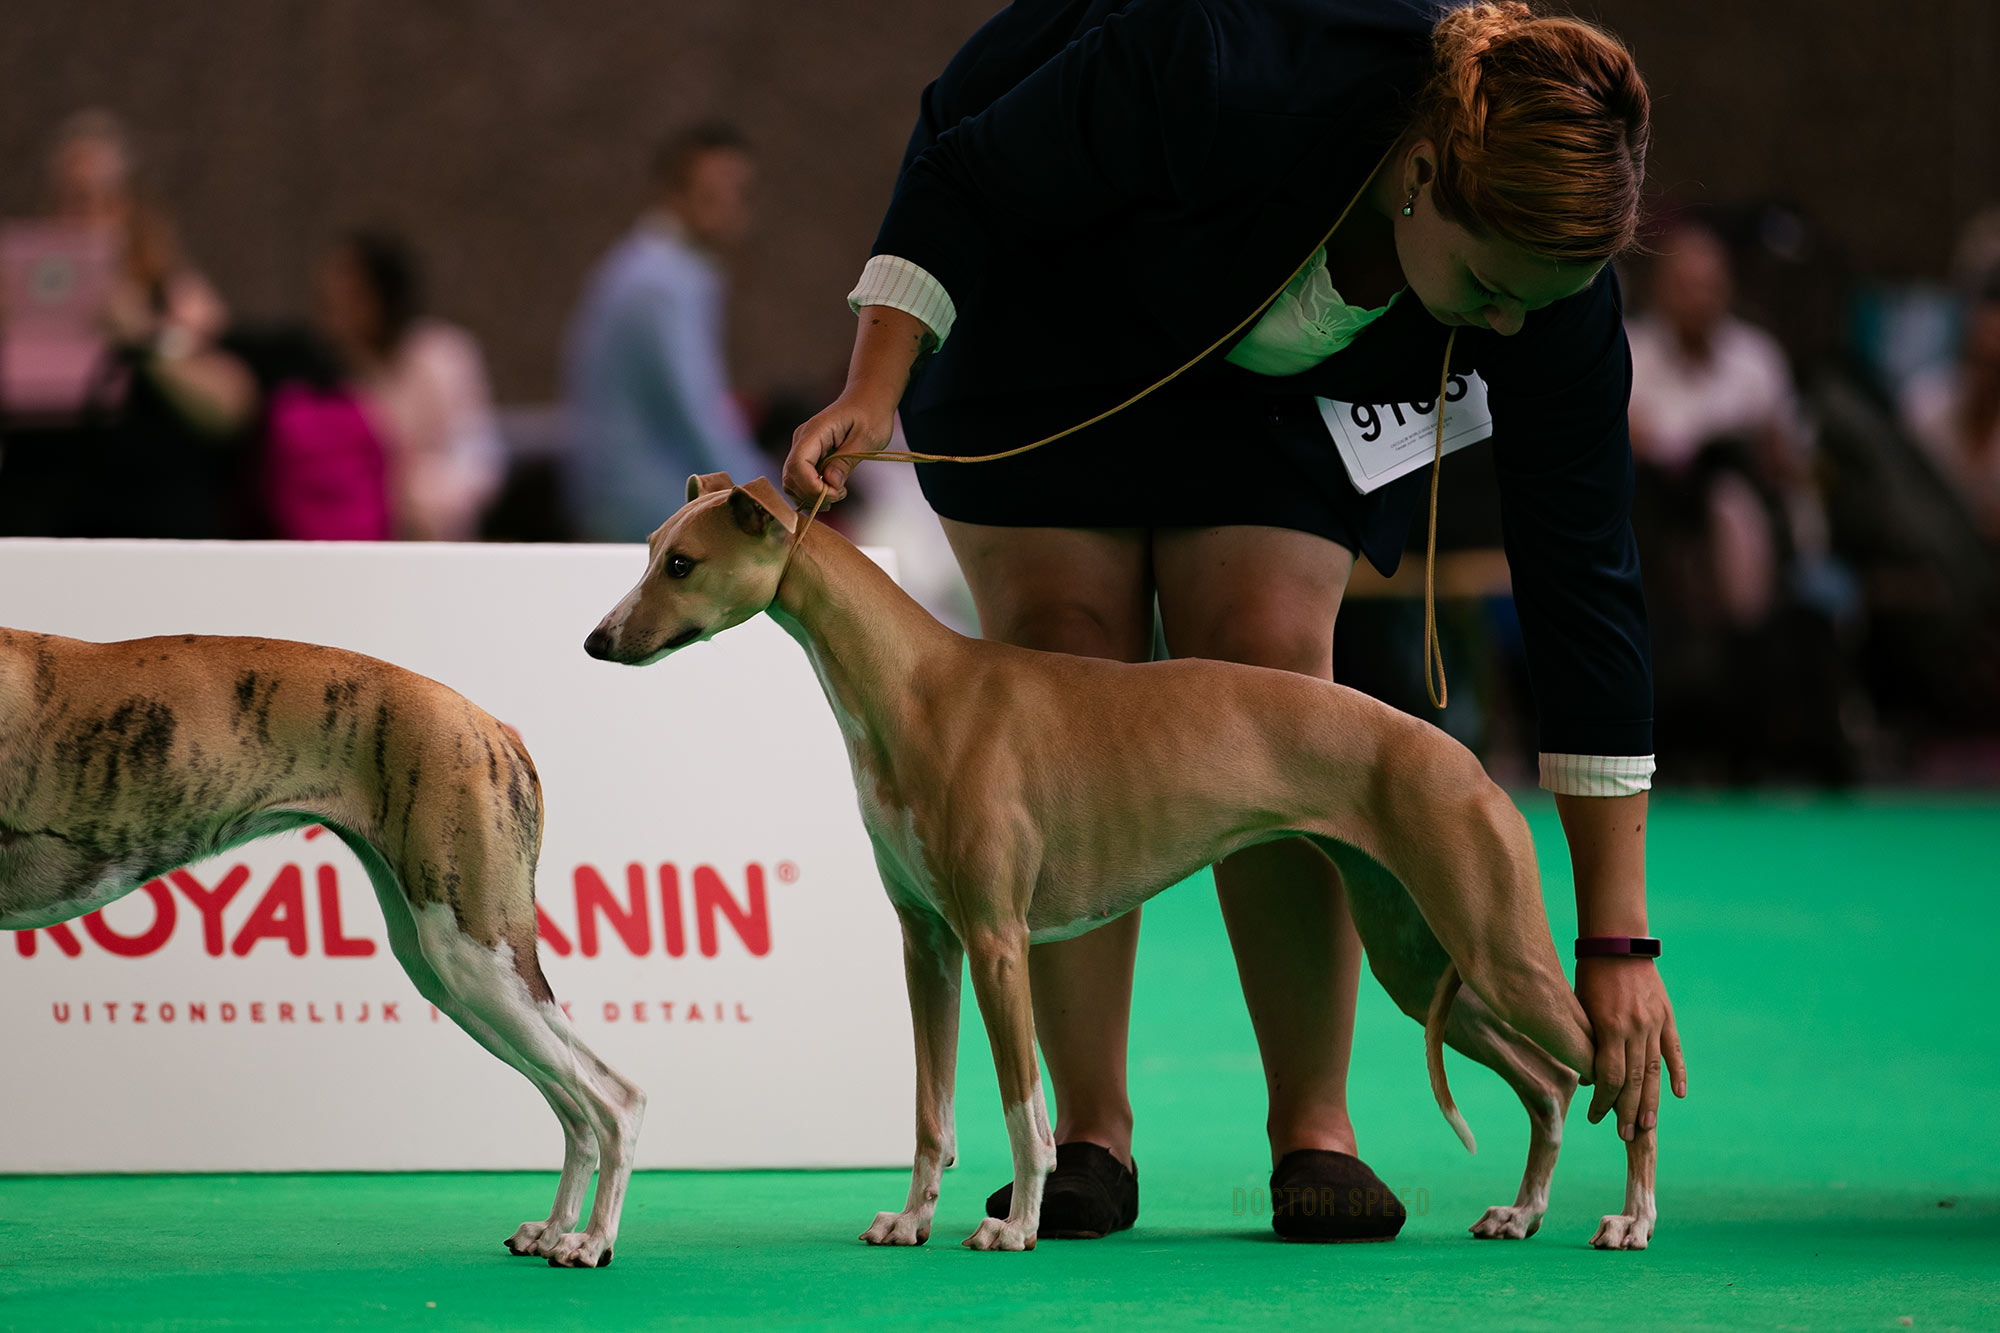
<box><xmin>1167</xmin><ymin>603</ymin><xmax>1336</xmax><ymax>677</ymax></box>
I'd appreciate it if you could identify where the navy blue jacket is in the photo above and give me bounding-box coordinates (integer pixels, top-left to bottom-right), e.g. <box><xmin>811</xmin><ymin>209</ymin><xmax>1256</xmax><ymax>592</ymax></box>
<box><xmin>873</xmin><ymin>0</ymin><xmax>1653</xmax><ymax>759</ymax></box>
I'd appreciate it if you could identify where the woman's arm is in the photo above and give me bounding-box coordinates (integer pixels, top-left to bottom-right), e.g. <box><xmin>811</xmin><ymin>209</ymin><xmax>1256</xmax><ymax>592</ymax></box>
<box><xmin>1484</xmin><ymin>268</ymin><xmax>1686</xmax><ymax>1140</ymax></box>
<box><xmin>1556</xmin><ymin>791</ymin><xmax>1686</xmax><ymax>1143</ymax></box>
<box><xmin>782</xmin><ymin>305</ymin><xmax>929</xmax><ymax>507</ymax></box>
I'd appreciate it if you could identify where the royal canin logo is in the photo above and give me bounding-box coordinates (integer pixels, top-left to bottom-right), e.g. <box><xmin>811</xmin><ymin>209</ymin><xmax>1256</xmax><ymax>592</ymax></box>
<box><xmin>11</xmin><ymin>828</ymin><xmax>794</xmax><ymax>961</ymax></box>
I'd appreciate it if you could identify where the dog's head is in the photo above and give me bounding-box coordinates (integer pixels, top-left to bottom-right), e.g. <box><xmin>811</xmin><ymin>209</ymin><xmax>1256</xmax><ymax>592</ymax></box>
<box><xmin>583</xmin><ymin>472</ymin><xmax>796</xmax><ymax>665</ymax></box>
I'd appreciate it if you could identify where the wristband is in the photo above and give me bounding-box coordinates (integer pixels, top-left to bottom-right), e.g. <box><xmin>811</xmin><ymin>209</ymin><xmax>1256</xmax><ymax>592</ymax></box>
<box><xmin>1575</xmin><ymin>936</ymin><xmax>1661</xmax><ymax>959</ymax></box>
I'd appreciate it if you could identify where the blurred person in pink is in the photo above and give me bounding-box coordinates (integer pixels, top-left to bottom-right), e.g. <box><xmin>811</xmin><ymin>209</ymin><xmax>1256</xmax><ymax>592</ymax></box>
<box><xmin>0</xmin><ymin>109</ymin><xmax>256</xmax><ymax>536</ymax></box>
<box><xmin>1901</xmin><ymin>272</ymin><xmax>2000</xmax><ymax>542</ymax></box>
<box><xmin>317</xmin><ymin>231</ymin><xmax>504</xmax><ymax>541</ymax></box>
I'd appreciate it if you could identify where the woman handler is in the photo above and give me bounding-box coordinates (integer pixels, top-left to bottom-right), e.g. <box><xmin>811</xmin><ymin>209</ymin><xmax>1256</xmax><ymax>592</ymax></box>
<box><xmin>786</xmin><ymin>0</ymin><xmax>1687</xmax><ymax>1242</ymax></box>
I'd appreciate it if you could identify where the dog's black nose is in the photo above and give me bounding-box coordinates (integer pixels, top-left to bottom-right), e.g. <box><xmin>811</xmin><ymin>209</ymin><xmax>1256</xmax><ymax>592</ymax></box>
<box><xmin>583</xmin><ymin>627</ymin><xmax>613</xmax><ymax>660</ymax></box>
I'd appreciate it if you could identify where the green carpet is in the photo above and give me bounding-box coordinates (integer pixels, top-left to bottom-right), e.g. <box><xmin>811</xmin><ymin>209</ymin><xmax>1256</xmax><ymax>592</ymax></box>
<box><xmin>4</xmin><ymin>795</ymin><xmax>1996</xmax><ymax>1331</ymax></box>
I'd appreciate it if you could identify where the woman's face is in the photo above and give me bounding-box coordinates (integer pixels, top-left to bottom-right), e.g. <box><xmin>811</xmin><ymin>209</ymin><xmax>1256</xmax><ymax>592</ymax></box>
<box><xmin>1391</xmin><ymin>145</ymin><xmax>1599</xmax><ymax>335</ymax></box>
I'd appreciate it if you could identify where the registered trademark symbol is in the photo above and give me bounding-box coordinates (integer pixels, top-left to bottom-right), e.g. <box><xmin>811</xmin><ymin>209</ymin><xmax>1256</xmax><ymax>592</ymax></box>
<box><xmin>776</xmin><ymin>861</ymin><xmax>800</xmax><ymax>883</ymax></box>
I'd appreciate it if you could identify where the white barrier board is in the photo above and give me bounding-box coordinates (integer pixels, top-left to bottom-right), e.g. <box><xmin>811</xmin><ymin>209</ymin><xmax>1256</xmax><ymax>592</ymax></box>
<box><xmin>0</xmin><ymin>539</ymin><xmax>913</xmax><ymax>1172</ymax></box>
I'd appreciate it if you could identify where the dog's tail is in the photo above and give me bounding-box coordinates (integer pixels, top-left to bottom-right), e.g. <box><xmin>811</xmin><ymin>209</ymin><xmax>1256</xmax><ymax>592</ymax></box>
<box><xmin>1425</xmin><ymin>962</ymin><xmax>1476</xmax><ymax>1154</ymax></box>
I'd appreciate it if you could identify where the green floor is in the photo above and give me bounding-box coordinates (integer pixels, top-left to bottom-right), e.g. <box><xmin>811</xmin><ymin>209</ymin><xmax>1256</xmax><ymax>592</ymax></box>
<box><xmin>4</xmin><ymin>796</ymin><xmax>1997</xmax><ymax>1331</ymax></box>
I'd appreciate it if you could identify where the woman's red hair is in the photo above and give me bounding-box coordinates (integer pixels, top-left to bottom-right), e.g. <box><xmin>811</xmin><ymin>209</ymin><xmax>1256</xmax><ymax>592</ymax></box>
<box><xmin>1419</xmin><ymin>2</ymin><xmax>1651</xmax><ymax>264</ymax></box>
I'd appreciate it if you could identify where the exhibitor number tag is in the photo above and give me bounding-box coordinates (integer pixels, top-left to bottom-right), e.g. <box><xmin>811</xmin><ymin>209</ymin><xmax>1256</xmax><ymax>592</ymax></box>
<box><xmin>1314</xmin><ymin>372</ymin><xmax>1493</xmax><ymax>494</ymax></box>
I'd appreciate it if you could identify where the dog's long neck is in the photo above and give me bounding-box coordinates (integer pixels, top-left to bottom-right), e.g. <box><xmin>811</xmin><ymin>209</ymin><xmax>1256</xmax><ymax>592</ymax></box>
<box><xmin>765</xmin><ymin>523</ymin><xmax>959</xmax><ymax>746</ymax></box>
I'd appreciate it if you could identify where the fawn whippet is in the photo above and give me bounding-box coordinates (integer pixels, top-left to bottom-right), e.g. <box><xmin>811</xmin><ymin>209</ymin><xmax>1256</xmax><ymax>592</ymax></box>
<box><xmin>586</xmin><ymin>474</ymin><xmax>1657</xmax><ymax>1251</ymax></box>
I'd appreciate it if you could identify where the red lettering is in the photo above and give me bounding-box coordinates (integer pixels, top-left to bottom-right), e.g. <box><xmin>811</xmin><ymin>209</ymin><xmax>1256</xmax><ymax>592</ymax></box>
<box><xmin>535</xmin><ymin>904</ymin><xmax>573</xmax><ymax>956</ymax></box>
<box><xmin>104</xmin><ymin>1002</ymin><xmax>120</xmax><ymax>1022</ymax></box>
<box><xmin>602</xmin><ymin>1001</ymin><xmax>619</xmax><ymax>1022</ymax></box>
<box><xmin>81</xmin><ymin>881</ymin><xmax>177</xmax><ymax>957</ymax></box>
<box><xmin>220</xmin><ymin>1002</ymin><xmax>236</xmax><ymax>1022</ymax></box>
<box><xmin>133</xmin><ymin>1002</ymin><xmax>148</xmax><ymax>1024</ymax></box>
<box><xmin>231</xmin><ymin>867</ymin><xmax>309</xmax><ymax>957</ymax></box>
<box><xmin>251</xmin><ymin>1002</ymin><xmax>265</xmax><ymax>1022</ymax></box>
<box><xmin>658</xmin><ymin>1001</ymin><xmax>673</xmax><ymax>1021</ymax></box>
<box><xmin>660</xmin><ymin>865</ymin><xmax>687</xmax><ymax>957</ymax></box>
<box><xmin>160</xmin><ymin>1003</ymin><xmax>176</xmax><ymax>1022</ymax></box>
<box><xmin>686</xmin><ymin>1001</ymin><xmax>704</xmax><ymax>1022</ymax></box>
<box><xmin>16</xmin><ymin>923</ymin><xmax>84</xmax><ymax>957</ymax></box>
<box><xmin>279</xmin><ymin>1003</ymin><xmax>296</xmax><ymax>1023</ymax></box>
<box><xmin>317</xmin><ymin>866</ymin><xmax>376</xmax><ymax>957</ymax></box>
<box><xmin>574</xmin><ymin>865</ymin><xmax>651</xmax><ymax>957</ymax></box>
<box><xmin>170</xmin><ymin>866</ymin><xmax>251</xmax><ymax>955</ymax></box>
<box><xmin>695</xmin><ymin>864</ymin><xmax>769</xmax><ymax>957</ymax></box>
<box><xmin>335</xmin><ymin>1003</ymin><xmax>343</xmax><ymax>1022</ymax></box>
<box><xmin>381</xmin><ymin>1003</ymin><xmax>399</xmax><ymax>1023</ymax></box>
<box><xmin>52</xmin><ymin>1003</ymin><xmax>70</xmax><ymax>1023</ymax></box>
<box><xmin>308</xmin><ymin>1003</ymin><xmax>325</xmax><ymax>1023</ymax></box>
<box><xmin>634</xmin><ymin>1001</ymin><xmax>647</xmax><ymax>1022</ymax></box>
<box><xmin>357</xmin><ymin>1003</ymin><xmax>369</xmax><ymax>1023</ymax></box>
<box><xmin>559</xmin><ymin>1002</ymin><xmax>572</xmax><ymax>1020</ymax></box>
<box><xmin>735</xmin><ymin>1002</ymin><xmax>752</xmax><ymax>1023</ymax></box>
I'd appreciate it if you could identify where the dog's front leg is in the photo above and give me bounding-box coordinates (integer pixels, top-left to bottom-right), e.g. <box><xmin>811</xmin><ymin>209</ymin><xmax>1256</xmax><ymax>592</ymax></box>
<box><xmin>1590</xmin><ymin>1128</ymin><xmax>1658</xmax><ymax>1250</ymax></box>
<box><xmin>958</xmin><ymin>922</ymin><xmax>1054</xmax><ymax>1252</ymax></box>
<box><xmin>861</xmin><ymin>907</ymin><xmax>963</xmax><ymax>1246</ymax></box>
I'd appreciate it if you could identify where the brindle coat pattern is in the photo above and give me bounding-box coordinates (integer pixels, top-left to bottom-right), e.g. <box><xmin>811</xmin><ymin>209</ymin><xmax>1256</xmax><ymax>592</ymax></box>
<box><xmin>0</xmin><ymin>628</ymin><xmax>643</xmax><ymax>1267</ymax></box>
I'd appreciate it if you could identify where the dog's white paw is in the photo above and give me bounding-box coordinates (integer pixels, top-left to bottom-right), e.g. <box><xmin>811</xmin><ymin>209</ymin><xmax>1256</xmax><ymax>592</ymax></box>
<box><xmin>860</xmin><ymin>1209</ymin><xmax>932</xmax><ymax>1246</ymax></box>
<box><xmin>962</xmin><ymin>1217</ymin><xmax>1037</xmax><ymax>1252</ymax></box>
<box><xmin>505</xmin><ymin>1220</ymin><xmax>565</xmax><ymax>1257</ymax></box>
<box><xmin>1589</xmin><ymin>1213</ymin><xmax>1653</xmax><ymax>1250</ymax></box>
<box><xmin>545</xmin><ymin>1231</ymin><xmax>613</xmax><ymax>1268</ymax></box>
<box><xmin>1469</xmin><ymin>1205</ymin><xmax>1544</xmax><ymax>1240</ymax></box>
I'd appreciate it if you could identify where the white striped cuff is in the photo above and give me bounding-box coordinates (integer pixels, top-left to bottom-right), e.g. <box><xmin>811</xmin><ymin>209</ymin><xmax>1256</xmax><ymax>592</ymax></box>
<box><xmin>848</xmin><ymin>255</ymin><xmax>957</xmax><ymax>349</ymax></box>
<box><xmin>1538</xmin><ymin>752</ymin><xmax>1656</xmax><ymax>798</ymax></box>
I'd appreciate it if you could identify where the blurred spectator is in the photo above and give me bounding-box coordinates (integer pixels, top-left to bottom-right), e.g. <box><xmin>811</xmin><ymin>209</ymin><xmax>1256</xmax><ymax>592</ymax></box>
<box><xmin>1626</xmin><ymin>220</ymin><xmax>1855</xmax><ymax>783</ymax></box>
<box><xmin>1900</xmin><ymin>271</ymin><xmax>2000</xmax><ymax>542</ymax></box>
<box><xmin>563</xmin><ymin>122</ymin><xmax>768</xmax><ymax>542</ymax></box>
<box><xmin>317</xmin><ymin>231</ymin><xmax>503</xmax><ymax>541</ymax></box>
<box><xmin>0</xmin><ymin>109</ymin><xmax>255</xmax><ymax>537</ymax></box>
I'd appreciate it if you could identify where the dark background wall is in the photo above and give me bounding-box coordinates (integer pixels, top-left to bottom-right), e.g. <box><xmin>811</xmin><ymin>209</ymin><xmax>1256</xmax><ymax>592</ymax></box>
<box><xmin>2</xmin><ymin>0</ymin><xmax>1995</xmax><ymax>403</ymax></box>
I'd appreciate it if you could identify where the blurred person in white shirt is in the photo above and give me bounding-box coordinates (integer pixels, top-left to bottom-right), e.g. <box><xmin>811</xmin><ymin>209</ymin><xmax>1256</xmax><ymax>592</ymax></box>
<box><xmin>1901</xmin><ymin>273</ymin><xmax>2000</xmax><ymax>542</ymax></box>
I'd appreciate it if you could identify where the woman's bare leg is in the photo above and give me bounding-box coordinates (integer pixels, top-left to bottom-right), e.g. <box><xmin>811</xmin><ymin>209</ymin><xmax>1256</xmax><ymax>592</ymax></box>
<box><xmin>940</xmin><ymin>518</ymin><xmax>1153</xmax><ymax>1166</ymax></box>
<box><xmin>1154</xmin><ymin>525</ymin><xmax>1362</xmax><ymax>1165</ymax></box>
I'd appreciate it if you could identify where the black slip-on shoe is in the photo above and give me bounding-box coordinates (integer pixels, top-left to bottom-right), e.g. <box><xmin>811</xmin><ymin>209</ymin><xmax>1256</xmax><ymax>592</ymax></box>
<box><xmin>985</xmin><ymin>1141</ymin><xmax>1138</xmax><ymax>1239</ymax></box>
<box><xmin>1268</xmin><ymin>1148</ymin><xmax>1407</xmax><ymax>1242</ymax></box>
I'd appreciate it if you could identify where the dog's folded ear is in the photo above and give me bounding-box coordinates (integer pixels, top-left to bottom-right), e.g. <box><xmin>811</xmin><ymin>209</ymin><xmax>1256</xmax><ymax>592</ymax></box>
<box><xmin>727</xmin><ymin>478</ymin><xmax>798</xmax><ymax>540</ymax></box>
<box><xmin>687</xmin><ymin>472</ymin><xmax>735</xmax><ymax>502</ymax></box>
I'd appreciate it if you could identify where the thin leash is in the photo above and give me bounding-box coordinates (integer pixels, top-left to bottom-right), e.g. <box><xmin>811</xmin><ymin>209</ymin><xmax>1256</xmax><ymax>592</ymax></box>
<box><xmin>777</xmin><ymin>143</ymin><xmax>1459</xmax><ymax>709</ymax></box>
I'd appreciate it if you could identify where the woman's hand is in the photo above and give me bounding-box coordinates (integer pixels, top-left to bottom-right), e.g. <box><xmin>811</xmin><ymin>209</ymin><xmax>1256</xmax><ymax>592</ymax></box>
<box><xmin>783</xmin><ymin>386</ymin><xmax>898</xmax><ymax>509</ymax></box>
<box><xmin>1577</xmin><ymin>957</ymin><xmax>1687</xmax><ymax>1141</ymax></box>
<box><xmin>783</xmin><ymin>304</ymin><xmax>933</xmax><ymax>509</ymax></box>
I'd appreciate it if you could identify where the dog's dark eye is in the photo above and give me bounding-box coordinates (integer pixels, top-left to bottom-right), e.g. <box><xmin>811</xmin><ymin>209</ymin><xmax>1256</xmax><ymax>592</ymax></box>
<box><xmin>665</xmin><ymin>554</ymin><xmax>694</xmax><ymax>580</ymax></box>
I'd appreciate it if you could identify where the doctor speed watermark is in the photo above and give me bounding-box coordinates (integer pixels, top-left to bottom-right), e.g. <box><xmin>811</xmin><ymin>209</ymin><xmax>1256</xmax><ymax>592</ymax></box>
<box><xmin>1232</xmin><ymin>1183</ymin><xmax>1430</xmax><ymax>1220</ymax></box>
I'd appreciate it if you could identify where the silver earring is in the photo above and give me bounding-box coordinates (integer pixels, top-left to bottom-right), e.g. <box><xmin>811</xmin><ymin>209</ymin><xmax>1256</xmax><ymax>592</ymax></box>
<box><xmin>1401</xmin><ymin>188</ymin><xmax>1416</xmax><ymax>217</ymax></box>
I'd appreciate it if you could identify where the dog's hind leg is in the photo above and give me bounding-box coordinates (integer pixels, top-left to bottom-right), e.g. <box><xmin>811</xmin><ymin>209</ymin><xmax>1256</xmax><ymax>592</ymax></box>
<box><xmin>1440</xmin><ymin>987</ymin><xmax>1578</xmax><ymax>1240</ymax></box>
<box><xmin>339</xmin><ymin>830</ymin><xmax>627</xmax><ymax>1264</ymax></box>
<box><xmin>405</xmin><ymin>900</ymin><xmax>645</xmax><ymax>1268</ymax></box>
<box><xmin>861</xmin><ymin>900</ymin><xmax>963</xmax><ymax>1247</ymax></box>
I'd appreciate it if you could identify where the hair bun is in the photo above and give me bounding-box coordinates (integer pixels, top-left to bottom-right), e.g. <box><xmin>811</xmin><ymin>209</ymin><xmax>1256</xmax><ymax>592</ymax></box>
<box><xmin>1417</xmin><ymin>2</ymin><xmax>1651</xmax><ymax>263</ymax></box>
<box><xmin>1433</xmin><ymin>1</ymin><xmax>1534</xmax><ymax>68</ymax></box>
